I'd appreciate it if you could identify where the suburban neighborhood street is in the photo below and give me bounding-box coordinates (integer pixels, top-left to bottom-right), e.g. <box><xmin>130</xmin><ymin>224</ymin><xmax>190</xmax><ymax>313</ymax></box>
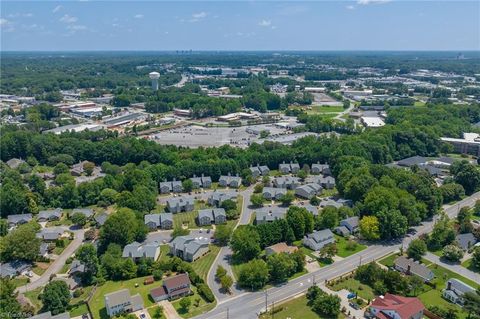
<box><xmin>16</xmin><ymin>227</ymin><xmax>85</xmax><ymax>293</ymax></box>
<box><xmin>195</xmin><ymin>191</ymin><xmax>480</xmax><ymax>319</ymax></box>
<box><xmin>424</xmin><ymin>252</ymin><xmax>480</xmax><ymax>283</ymax></box>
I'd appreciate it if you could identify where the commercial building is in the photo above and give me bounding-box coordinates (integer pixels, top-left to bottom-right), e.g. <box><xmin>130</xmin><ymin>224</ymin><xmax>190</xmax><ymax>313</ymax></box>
<box><xmin>441</xmin><ymin>133</ymin><xmax>480</xmax><ymax>156</ymax></box>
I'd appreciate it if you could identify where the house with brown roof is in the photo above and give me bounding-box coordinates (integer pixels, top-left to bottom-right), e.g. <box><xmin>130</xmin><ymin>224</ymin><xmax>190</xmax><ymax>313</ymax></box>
<box><xmin>368</xmin><ymin>293</ymin><xmax>425</xmax><ymax>319</ymax></box>
<box><xmin>265</xmin><ymin>242</ymin><xmax>298</xmax><ymax>256</ymax></box>
<box><xmin>150</xmin><ymin>273</ymin><xmax>192</xmax><ymax>302</ymax></box>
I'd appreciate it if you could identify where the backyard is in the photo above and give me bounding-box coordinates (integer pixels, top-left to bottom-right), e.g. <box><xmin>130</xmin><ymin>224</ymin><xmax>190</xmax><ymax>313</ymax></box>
<box><xmin>191</xmin><ymin>244</ymin><xmax>221</xmax><ymax>280</ymax></box>
<box><xmin>334</xmin><ymin>235</ymin><xmax>367</xmax><ymax>258</ymax></box>
<box><xmin>328</xmin><ymin>277</ymin><xmax>375</xmax><ymax>301</ymax></box>
<box><xmin>171</xmin><ymin>286</ymin><xmax>216</xmax><ymax>319</ymax></box>
<box><xmin>259</xmin><ymin>295</ymin><xmax>345</xmax><ymax>319</ymax></box>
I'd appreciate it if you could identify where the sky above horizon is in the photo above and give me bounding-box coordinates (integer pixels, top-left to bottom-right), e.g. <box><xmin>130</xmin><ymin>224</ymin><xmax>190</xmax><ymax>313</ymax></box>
<box><xmin>1</xmin><ymin>1</ymin><xmax>479</xmax><ymax>51</ymax></box>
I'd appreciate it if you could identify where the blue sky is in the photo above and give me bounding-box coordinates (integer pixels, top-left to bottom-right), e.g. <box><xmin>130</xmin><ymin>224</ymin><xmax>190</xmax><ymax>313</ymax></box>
<box><xmin>1</xmin><ymin>1</ymin><xmax>479</xmax><ymax>51</ymax></box>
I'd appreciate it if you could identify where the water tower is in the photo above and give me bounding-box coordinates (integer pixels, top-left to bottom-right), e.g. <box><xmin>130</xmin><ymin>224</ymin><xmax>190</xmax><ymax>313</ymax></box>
<box><xmin>149</xmin><ymin>72</ymin><xmax>160</xmax><ymax>91</ymax></box>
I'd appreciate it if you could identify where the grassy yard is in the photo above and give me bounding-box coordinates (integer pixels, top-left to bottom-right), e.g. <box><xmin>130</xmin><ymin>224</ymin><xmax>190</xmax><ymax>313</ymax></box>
<box><xmin>147</xmin><ymin>305</ymin><xmax>164</xmax><ymax>319</ymax></box>
<box><xmin>461</xmin><ymin>258</ymin><xmax>479</xmax><ymax>273</ymax></box>
<box><xmin>423</xmin><ymin>258</ymin><xmax>479</xmax><ymax>289</ymax></box>
<box><xmin>25</xmin><ymin>287</ymin><xmax>43</xmax><ymax>312</ymax></box>
<box><xmin>191</xmin><ymin>244</ymin><xmax>221</xmax><ymax>280</ymax></box>
<box><xmin>329</xmin><ymin>277</ymin><xmax>375</xmax><ymax>301</ymax></box>
<box><xmin>89</xmin><ymin>276</ymin><xmax>161</xmax><ymax>319</ymax></box>
<box><xmin>378</xmin><ymin>253</ymin><xmax>399</xmax><ymax>268</ymax></box>
<box><xmin>32</xmin><ymin>262</ymin><xmax>51</xmax><ymax>276</ymax></box>
<box><xmin>171</xmin><ymin>286</ymin><xmax>216</xmax><ymax>319</ymax></box>
<box><xmin>334</xmin><ymin>235</ymin><xmax>367</xmax><ymax>258</ymax></box>
<box><xmin>53</xmin><ymin>238</ymin><xmax>73</xmax><ymax>255</ymax></box>
<box><xmin>173</xmin><ymin>201</ymin><xmax>211</xmax><ymax>229</ymax></box>
<box><xmin>11</xmin><ymin>276</ymin><xmax>29</xmax><ymax>288</ymax></box>
<box><xmin>259</xmin><ymin>295</ymin><xmax>345</xmax><ymax>319</ymax></box>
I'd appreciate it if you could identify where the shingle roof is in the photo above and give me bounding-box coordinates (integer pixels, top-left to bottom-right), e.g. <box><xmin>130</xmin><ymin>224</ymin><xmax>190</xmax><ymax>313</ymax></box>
<box><xmin>370</xmin><ymin>293</ymin><xmax>424</xmax><ymax>319</ymax></box>
<box><xmin>446</xmin><ymin>278</ymin><xmax>475</xmax><ymax>295</ymax></box>
<box><xmin>394</xmin><ymin>256</ymin><xmax>433</xmax><ymax>280</ymax></box>
<box><xmin>397</xmin><ymin>156</ymin><xmax>427</xmax><ymax>167</ymax></box>
<box><xmin>456</xmin><ymin>233</ymin><xmax>477</xmax><ymax>250</ymax></box>
<box><xmin>163</xmin><ymin>273</ymin><xmax>191</xmax><ymax>290</ymax></box>
<box><xmin>7</xmin><ymin>213</ymin><xmax>33</xmax><ymax>225</ymax></box>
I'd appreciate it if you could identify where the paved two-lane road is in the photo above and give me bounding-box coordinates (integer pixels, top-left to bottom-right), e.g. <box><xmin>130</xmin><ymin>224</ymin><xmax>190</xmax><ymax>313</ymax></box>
<box><xmin>195</xmin><ymin>191</ymin><xmax>480</xmax><ymax>319</ymax></box>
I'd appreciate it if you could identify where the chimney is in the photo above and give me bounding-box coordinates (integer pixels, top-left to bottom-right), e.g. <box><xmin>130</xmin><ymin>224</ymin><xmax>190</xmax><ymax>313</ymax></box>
<box><xmin>447</xmin><ymin>280</ymin><xmax>452</xmax><ymax>290</ymax></box>
<box><xmin>407</xmin><ymin>264</ymin><xmax>411</xmax><ymax>274</ymax></box>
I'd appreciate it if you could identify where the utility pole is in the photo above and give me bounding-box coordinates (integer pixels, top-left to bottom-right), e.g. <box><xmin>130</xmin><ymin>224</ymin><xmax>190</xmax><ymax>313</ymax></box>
<box><xmin>359</xmin><ymin>255</ymin><xmax>363</xmax><ymax>266</ymax></box>
<box><xmin>312</xmin><ymin>274</ymin><xmax>316</xmax><ymax>286</ymax></box>
<box><xmin>226</xmin><ymin>307</ymin><xmax>229</xmax><ymax>319</ymax></box>
<box><xmin>264</xmin><ymin>289</ymin><xmax>268</xmax><ymax>313</ymax></box>
<box><xmin>272</xmin><ymin>301</ymin><xmax>275</xmax><ymax>319</ymax></box>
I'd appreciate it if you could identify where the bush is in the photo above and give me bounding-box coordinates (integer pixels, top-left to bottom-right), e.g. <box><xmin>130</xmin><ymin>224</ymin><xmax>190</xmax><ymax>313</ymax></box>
<box><xmin>197</xmin><ymin>283</ymin><xmax>215</xmax><ymax>303</ymax></box>
<box><xmin>153</xmin><ymin>269</ymin><xmax>163</xmax><ymax>281</ymax></box>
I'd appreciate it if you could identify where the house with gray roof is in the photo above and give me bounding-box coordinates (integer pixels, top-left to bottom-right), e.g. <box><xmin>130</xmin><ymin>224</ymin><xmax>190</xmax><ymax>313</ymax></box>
<box><xmin>122</xmin><ymin>242</ymin><xmax>161</xmax><ymax>260</ymax></box>
<box><xmin>397</xmin><ymin>156</ymin><xmax>427</xmax><ymax>167</ymax></box>
<box><xmin>160</xmin><ymin>213</ymin><xmax>173</xmax><ymax>229</ymax></box>
<box><xmin>262</xmin><ymin>187</ymin><xmax>287</xmax><ymax>200</ymax></box>
<box><xmin>295</xmin><ymin>183</ymin><xmax>322</xmax><ymax>199</ymax></box>
<box><xmin>0</xmin><ymin>260</ymin><xmax>31</xmax><ymax>278</ymax></box>
<box><xmin>30</xmin><ymin>311</ymin><xmax>70</xmax><ymax>319</ymax></box>
<box><xmin>442</xmin><ymin>278</ymin><xmax>476</xmax><ymax>306</ymax></box>
<box><xmin>105</xmin><ymin>289</ymin><xmax>144</xmax><ymax>317</ymax></box>
<box><xmin>6</xmin><ymin>158</ymin><xmax>26</xmax><ymax>169</ymax></box>
<box><xmin>219</xmin><ymin>173</ymin><xmax>242</xmax><ymax>188</ymax></box>
<box><xmin>36</xmin><ymin>227</ymin><xmax>65</xmax><ymax>241</ymax></box>
<box><xmin>319</xmin><ymin>198</ymin><xmax>343</xmax><ymax>209</ymax></box>
<box><xmin>278</xmin><ymin>161</ymin><xmax>300</xmax><ymax>174</ymax></box>
<box><xmin>303</xmin><ymin>229</ymin><xmax>335</xmax><ymax>251</ymax></box>
<box><xmin>94</xmin><ymin>212</ymin><xmax>109</xmax><ymax>226</ymax></box>
<box><xmin>37</xmin><ymin>209</ymin><xmax>63</xmax><ymax>222</ymax></box>
<box><xmin>197</xmin><ymin>208</ymin><xmax>227</xmax><ymax>226</ymax></box>
<box><xmin>339</xmin><ymin>216</ymin><xmax>359</xmax><ymax>234</ymax></box>
<box><xmin>208</xmin><ymin>191</ymin><xmax>237</xmax><ymax>207</ymax></box>
<box><xmin>39</xmin><ymin>242</ymin><xmax>50</xmax><ymax>257</ymax></box>
<box><xmin>190</xmin><ymin>174</ymin><xmax>212</xmax><ymax>189</ymax></box>
<box><xmin>273</xmin><ymin>176</ymin><xmax>301</xmax><ymax>189</ymax></box>
<box><xmin>255</xmin><ymin>206</ymin><xmax>287</xmax><ymax>225</ymax></box>
<box><xmin>166</xmin><ymin>197</ymin><xmax>194</xmax><ymax>213</ymax></box>
<box><xmin>144</xmin><ymin>213</ymin><xmax>173</xmax><ymax>230</ymax></box>
<box><xmin>249</xmin><ymin>165</ymin><xmax>270</xmax><ymax>178</ymax></box>
<box><xmin>303</xmin><ymin>204</ymin><xmax>318</xmax><ymax>216</ymax></box>
<box><xmin>456</xmin><ymin>233</ymin><xmax>477</xmax><ymax>251</ymax></box>
<box><xmin>69</xmin><ymin>260</ymin><xmax>85</xmax><ymax>277</ymax></box>
<box><xmin>71</xmin><ymin>208</ymin><xmax>94</xmax><ymax>219</ymax></box>
<box><xmin>306</xmin><ymin>175</ymin><xmax>335</xmax><ymax>189</ymax></box>
<box><xmin>311</xmin><ymin>163</ymin><xmax>331</xmax><ymax>175</ymax></box>
<box><xmin>169</xmin><ymin>235</ymin><xmax>210</xmax><ymax>262</ymax></box>
<box><xmin>394</xmin><ymin>256</ymin><xmax>434</xmax><ymax>282</ymax></box>
<box><xmin>160</xmin><ymin>180</ymin><xmax>183</xmax><ymax>194</ymax></box>
<box><xmin>7</xmin><ymin>213</ymin><xmax>32</xmax><ymax>227</ymax></box>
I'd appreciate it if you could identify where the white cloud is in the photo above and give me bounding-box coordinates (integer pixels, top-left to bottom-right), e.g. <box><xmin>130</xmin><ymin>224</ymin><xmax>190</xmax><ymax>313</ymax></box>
<box><xmin>258</xmin><ymin>19</ymin><xmax>272</xmax><ymax>27</ymax></box>
<box><xmin>357</xmin><ymin>0</ymin><xmax>391</xmax><ymax>5</ymax></box>
<box><xmin>134</xmin><ymin>14</ymin><xmax>144</xmax><ymax>19</ymax></box>
<box><xmin>346</xmin><ymin>5</ymin><xmax>355</xmax><ymax>10</ymax></box>
<box><xmin>52</xmin><ymin>5</ymin><xmax>62</xmax><ymax>13</ymax></box>
<box><xmin>7</xmin><ymin>12</ymin><xmax>33</xmax><ymax>18</ymax></box>
<box><xmin>0</xmin><ymin>19</ymin><xmax>15</xmax><ymax>32</ymax></box>
<box><xmin>67</xmin><ymin>24</ymin><xmax>87</xmax><ymax>31</ymax></box>
<box><xmin>189</xmin><ymin>11</ymin><xmax>207</xmax><ymax>22</ymax></box>
<box><xmin>59</xmin><ymin>14</ymin><xmax>78</xmax><ymax>23</ymax></box>
<box><xmin>0</xmin><ymin>18</ymin><xmax>9</xmax><ymax>26</ymax></box>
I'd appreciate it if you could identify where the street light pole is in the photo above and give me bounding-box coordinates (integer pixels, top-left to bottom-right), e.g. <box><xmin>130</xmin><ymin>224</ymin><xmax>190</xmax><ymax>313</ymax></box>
<box><xmin>265</xmin><ymin>290</ymin><xmax>268</xmax><ymax>314</ymax></box>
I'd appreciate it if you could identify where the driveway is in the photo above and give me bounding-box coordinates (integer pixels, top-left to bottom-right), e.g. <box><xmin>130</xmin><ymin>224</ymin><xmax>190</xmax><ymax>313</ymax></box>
<box><xmin>158</xmin><ymin>301</ymin><xmax>181</xmax><ymax>319</ymax></box>
<box><xmin>16</xmin><ymin>227</ymin><xmax>85</xmax><ymax>293</ymax></box>
<box><xmin>424</xmin><ymin>252</ymin><xmax>480</xmax><ymax>283</ymax></box>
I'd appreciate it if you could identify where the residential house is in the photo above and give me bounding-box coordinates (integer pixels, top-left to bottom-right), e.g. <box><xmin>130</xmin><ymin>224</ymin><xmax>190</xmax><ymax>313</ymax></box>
<box><xmin>393</xmin><ymin>256</ymin><xmax>435</xmax><ymax>282</ymax></box>
<box><xmin>303</xmin><ymin>204</ymin><xmax>319</xmax><ymax>216</ymax></box>
<box><xmin>94</xmin><ymin>212</ymin><xmax>109</xmax><ymax>226</ymax></box>
<box><xmin>37</xmin><ymin>209</ymin><xmax>62</xmax><ymax>222</ymax></box>
<box><xmin>145</xmin><ymin>214</ymin><xmax>161</xmax><ymax>230</ymax></box>
<box><xmin>104</xmin><ymin>289</ymin><xmax>144</xmax><ymax>317</ymax></box>
<box><xmin>339</xmin><ymin>216</ymin><xmax>359</xmax><ymax>235</ymax></box>
<box><xmin>30</xmin><ymin>311</ymin><xmax>70</xmax><ymax>319</ymax></box>
<box><xmin>319</xmin><ymin>198</ymin><xmax>343</xmax><ymax>209</ymax></box>
<box><xmin>145</xmin><ymin>213</ymin><xmax>173</xmax><ymax>230</ymax></box>
<box><xmin>6</xmin><ymin>158</ymin><xmax>26</xmax><ymax>169</ymax></box>
<box><xmin>71</xmin><ymin>208</ymin><xmax>94</xmax><ymax>219</ymax></box>
<box><xmin>311</xmin><ymin>163</ymin><xmax>331</xmax><ymax>175</ymax></box>
<box><xmin>7</xmin><ymin>213</ymin><xmax>32</xmax><ymax>227</ymax></box>
<box><xmin>265</xmin><ymin>242</ymin><xmax>298</xmax><ymax>256</ymax></box>
<box><xmin>208</xmin><ymin>191</ymin><xmax>237</xmax><ymax>207</ymax></box>
<box><xmin>273</xmin><ymin>176</ymin><xmax>301</xmax><ymax>189</ymax></box>
<box><xmin>255</xmin><ymin>206</ymin><xmax>287</xmax><ymax>225</ymax></box>
<box><xmin>219</xmin><ymin>173</ymin><xmax>242</xmax><ymax>188</ymax></box>
<box><xmin>190</xmin><ymin>174</ymin><xmax>212</xmax><ymax>189</ymax></box>
<box><xmin>295</xmin><ymin>183</ymin><xmax>322</xmax><ymax>199</ymax></box>
<box><xmin>303</xmin><ymin>229</ymin><xmax>335</xmax><ymax>251</ymax></box>
<box><xmin>122</xmin><ymin>242</ymin><xmax>161</xmax><ymax>260</ymax></box>
<box><xmin>69</xmin><ymin>260</ymin><xmax>85</xmax><ymax>277</ymax></box>
<box><xmin>166</xmin><ymin>197</ymin><xmax>194</xmax><ymax>213</ymax></box>
<box><xmin>442</xmin><ymin>278</ymin><xmax>476</xmax><ymax>306</ymax></box>
<box><xmin>169</xmin><ymin>235</ymin><xmax>210</xmax><ymax>262</ymax></box>
<box><xmin>71</xmin><ymin>161</ymin><xmax>88</xmax><ymax>176</ymax></box>
<box><xmin>262</xmin><ymin>187</ymin><xmax>287</xmax><ymax>200</ymax></box>
<box><xmin>249</xmin><ymin>165</ymin><xmax>270</xmax><ymax>178</ymax></box>
<box><xmin>197</xmin><ymin>208</ymin><xmax>227</xmax><ymax>226</ymax></box>
<box><xmin>160</xmin><ymin>180</ymin><xmax>183</xmax><ymax>194</ymax></box>
<box><xmin>397</xmin><ymin>156</ymin><xmax>427</xmax><ymax>167</ymax></box>
<box><xmin>456</xmin><ymin>233</ymin><xmax>477</xmax><ymax>251</ymax></box>
<box><xmin>36</xmin><ymin>227</ymin><xmax>65</xmax><ymax>241</ymax></box>
<box><xmin>150</xmin><ymin>273</ymin><xmax>192</xmax><ymax>302</ymax></box>
<box><xmin>278</xmin><ymin>161</ymin><xmax>300</xmax><ymax>174</ymax></box>
<box><xmin>368</xmin><ymin>294</ymin><xmax>425</xmax><ymax>319</ymax></box>
<box><xmin>39</xmin><ymin>242</ymin><xmax>50</xmax><ymax>257</ymax></box>
<box><xmin>160</xmin><ymin>213</ymin><xmax>173</xmax><ymax>229</ymax></box>
<box><xmin>0</xmin><ymin>260</ymin><xmax>31</xmax><ymax>278</ymax></box>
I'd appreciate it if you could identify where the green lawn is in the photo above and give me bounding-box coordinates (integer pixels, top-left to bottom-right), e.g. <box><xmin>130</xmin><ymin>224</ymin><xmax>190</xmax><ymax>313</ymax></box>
<box><xmin>414</xmin><ymin>101</ymin><xmax>426</xmax><ymax>107</ymax></box>
<box><xmin>334</xmin><ymin>235</ymin><xmax>367</xmax><ymax>258</ymax></box>
<box><xmin>147</xmin><ymin>305</ymin><xmax>164</xmax><ymax>319</ymax></box>
<box><xmin>53</xmin><ymin>238</ymin><xmax>73</xmax><ymax>255</ymax></box>
<box><xmin>310</xmin><ymin>105</ymin><xmax>344</xmax><ymax>113</ymax></box>
<box><xmin>70</xmin><ymin>303</ymin><xmax>89</xmax><ymax>317</ymax></box>
<box><xmin>11</xmin><ymin>276</ymin><xmax>29</xmax><ymax>288</ymax></box>
<box><xmin>89</xmin><ymin>276</ymin><xmax>161</xmax><ymax>319</ymax></box>
<box><xmin>259</xmin><ymin>295</ymin><xmax>345</xmax><ymax>319</ymax></box>
<box><xmin>328</xmin><ymin>277</ymin><xmax>375</xmax><ymax>301</ymax></box>
<box><xmin>418</xmin><ymin>289</ymin><xmax>467</xmax><ymax>319</ymax></box>
<box><xmin>32</xmin><ymin>262</ymin><xmax>50</xmax><ymax>276</ymax></box>
<box><xmin>171</xmin><ymin>286</ymin><xmax>216</xmax><ymax>319</ymax></box>
<box><xmin>173</xmin><ymin>201</ymin><xmax>212</xmax><ymax>229</ymax></box>
<box><xmin>461</xmin><ymin>258</ymin><xmax>479</xmax><ymax>273</ymax></box>
<box><xmin>191</xmin><ymin>244</ymin><xmax>221</xmax><ymax>280</ymax></box>
<box><xmin>25</xmin><ymin>287</ymin><xmax>43</xmax><ymax>312</ymax></box>
<box><xmin>378</xmin><ymin>253</ymin><xmax>399</xmax><ymax>268</ymax></box>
